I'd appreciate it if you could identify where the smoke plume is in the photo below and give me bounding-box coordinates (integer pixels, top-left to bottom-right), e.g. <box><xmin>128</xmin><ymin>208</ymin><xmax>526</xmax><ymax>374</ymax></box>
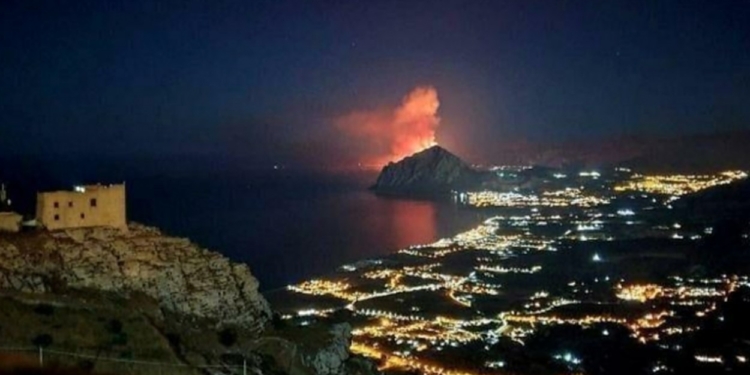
<box><xmin>336</xmin><ymin>86</ymin><xmax>440</xmax><ymax>167</ymax></box>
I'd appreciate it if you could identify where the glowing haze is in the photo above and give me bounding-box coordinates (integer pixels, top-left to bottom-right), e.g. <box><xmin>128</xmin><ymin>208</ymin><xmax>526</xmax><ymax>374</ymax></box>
<box><xmin>336</xmin><ymin>86</ymin><xmax>440</xmax><ymax>167</ymax></box>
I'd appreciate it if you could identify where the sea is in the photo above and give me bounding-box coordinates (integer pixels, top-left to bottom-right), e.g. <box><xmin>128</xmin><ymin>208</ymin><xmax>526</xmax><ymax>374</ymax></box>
<box><xmin>0</xmin><ymin>155</ymin><xmax>487</xmax><ymax>291</ymax></box>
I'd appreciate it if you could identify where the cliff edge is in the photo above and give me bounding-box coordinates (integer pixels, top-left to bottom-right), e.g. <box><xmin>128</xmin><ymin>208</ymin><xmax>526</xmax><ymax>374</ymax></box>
<box><xmin>0</xmin><ymin>224</ymin><xmax>376</xmax><ymax>375</ymax></box>
<box><xmin>0</xmin><ymin>223</ymin><xmax>271</xmax><ymax>328</ymax></box>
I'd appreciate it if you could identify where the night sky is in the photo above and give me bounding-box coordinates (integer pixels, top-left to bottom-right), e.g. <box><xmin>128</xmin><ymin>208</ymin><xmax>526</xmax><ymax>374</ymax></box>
<box><xmin>1</xmin><ymin>0</ymin><xmax>749</xmax><ymax>167</ymax></box>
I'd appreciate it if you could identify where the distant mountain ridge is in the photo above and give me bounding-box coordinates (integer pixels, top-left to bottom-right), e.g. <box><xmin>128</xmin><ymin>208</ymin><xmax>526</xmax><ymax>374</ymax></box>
<box><xmin>372</xmin><ymin>146</ymin><xmax>480</xmax><ymax>196</ymax></box>
<box><xmin>465</xmin><ymin>130</ymin><xmax>750</xmax><ymax>173</ymax></box>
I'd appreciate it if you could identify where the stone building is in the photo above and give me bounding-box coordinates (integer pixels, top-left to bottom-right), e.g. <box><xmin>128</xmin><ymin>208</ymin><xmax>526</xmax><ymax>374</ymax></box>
<box><xmin>36</xmin><ymin>184</ymin><xmax>126</xmax><ymax>230</ymax></box>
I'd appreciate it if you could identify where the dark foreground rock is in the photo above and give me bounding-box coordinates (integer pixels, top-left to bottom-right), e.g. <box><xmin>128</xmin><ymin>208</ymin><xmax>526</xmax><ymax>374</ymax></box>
<box><xmin>0</xmin><ymin>224</ymin><xmax>379</xmax><ymax>375</ymax></box>
<box><xmin>0</xmin><ymin>223</ymin><xmax>271</xmax><ymax>328</ymax></box>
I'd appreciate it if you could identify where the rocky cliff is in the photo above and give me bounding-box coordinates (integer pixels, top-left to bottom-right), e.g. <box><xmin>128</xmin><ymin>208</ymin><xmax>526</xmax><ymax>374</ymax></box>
<box><xmin>256</xmin><ymin>322</ymin><xmax>377</xmax><ymax>375</ymax></box>
<box><xmin>0</xmin><ymin>223</ymin><xmax>271</xmax><ymax>328</ymax></box>
<box><xmin>0</xmin><ymin>224</ymin><xmax>376</xmax><ymax>375</ymax></box>
<box><xmin>372</xmin><ymin>145</ymin><xmax>479</xmax><ymax>196</ymax></box>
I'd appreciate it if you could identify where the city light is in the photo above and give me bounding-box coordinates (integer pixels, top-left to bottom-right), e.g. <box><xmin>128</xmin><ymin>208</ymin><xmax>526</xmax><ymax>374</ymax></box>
<box><xmin>614</xmin><ymin>171</ymin><xmax>747</xmax><ymax>196</ymax></box>
<box><xmin>280</xmin><ymin>167</ymin><xmax>750</xmax><ymax>375</ymax></box>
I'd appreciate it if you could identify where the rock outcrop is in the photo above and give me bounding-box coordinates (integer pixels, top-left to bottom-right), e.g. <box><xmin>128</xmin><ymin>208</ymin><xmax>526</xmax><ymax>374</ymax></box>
<box><xmin>255</xmin><ymin>322</ymin><xmax>376</xmax><ymax>375</ymax></box>
<box><xmin>300</xmin><ymin>323</ymin><xmax>352</xmax><ymax>375</ymax></box>
<box><xmin>372</xmin><ymin>145</ymin><xmax>479</xmax><ymax>196</ymax></box>
<box><xmin>0</xmin><ymin>223</ymin><xmax>271</xmax><ymax>328</ymax></box>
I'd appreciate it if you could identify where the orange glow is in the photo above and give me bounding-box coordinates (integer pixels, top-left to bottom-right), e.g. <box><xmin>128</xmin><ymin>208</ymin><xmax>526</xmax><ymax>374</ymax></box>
<box><xmin>336</xmin><ymin>86</ymin><xmax>440</xmax><ymax>167</ymax></box>
<box><xmin>390</xmin><ymin>200</ymin><xmax>437</xmax><ymax>247</ymax></box>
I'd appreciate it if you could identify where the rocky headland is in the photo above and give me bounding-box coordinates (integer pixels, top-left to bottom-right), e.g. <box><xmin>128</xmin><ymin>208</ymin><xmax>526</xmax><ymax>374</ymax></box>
<box><xmin>0</xmin><ymin>224</ymin><xmax>376</xmax><ymax>375</ymax></box>
<box><xmin>372</xmin><ymin>145</ymin><xmax>483</xmax><ymax>197</ymax></box>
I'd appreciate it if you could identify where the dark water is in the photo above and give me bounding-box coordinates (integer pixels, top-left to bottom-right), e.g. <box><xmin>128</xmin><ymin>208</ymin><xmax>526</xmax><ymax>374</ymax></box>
<box><xmin>0</xmin><ymin>156</ymin><xmax>485</xmax><ymax>290</ymax></box>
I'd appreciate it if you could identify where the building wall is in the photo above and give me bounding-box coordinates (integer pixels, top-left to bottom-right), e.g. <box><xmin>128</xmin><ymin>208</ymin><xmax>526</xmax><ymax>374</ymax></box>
<box><xmin>0</xmin><ymin>212</ymin><xmax>22</xmax><ymax>232</ymax></box>
<box><xmin>36</xmin><ymin>184</ymin><xmax>126</xmax><ymax>230</ymax></box>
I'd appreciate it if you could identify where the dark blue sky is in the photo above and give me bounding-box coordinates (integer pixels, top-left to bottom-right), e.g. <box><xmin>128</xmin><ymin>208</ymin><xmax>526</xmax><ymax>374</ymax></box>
<box><xmin>1</xmin><ymin>0</ymin><xmax>749</xmax><ymax>166</ymax></box>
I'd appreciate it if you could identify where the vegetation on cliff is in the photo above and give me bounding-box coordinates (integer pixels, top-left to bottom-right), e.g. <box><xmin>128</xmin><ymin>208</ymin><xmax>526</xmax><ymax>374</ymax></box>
<box><xmin>0</xmin><ymin>224</ymin><xmax>377</xmax><ymax>375</ymax></box>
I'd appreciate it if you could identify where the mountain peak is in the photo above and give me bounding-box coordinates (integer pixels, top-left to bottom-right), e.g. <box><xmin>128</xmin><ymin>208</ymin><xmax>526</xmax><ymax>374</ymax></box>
<box><xmin>411</xmin><ymin>144</ymin><xmax>452</xmax><ymax>157</ymax></box>
<box><xmin>387</xmin><ymin>145</ymin><xmax>463</xmax><ymax>167</ymax></box>
<box><xmin>372</xmin><ymin>146</ymin><xmax>478</xmax><ymax>196</ymax></box>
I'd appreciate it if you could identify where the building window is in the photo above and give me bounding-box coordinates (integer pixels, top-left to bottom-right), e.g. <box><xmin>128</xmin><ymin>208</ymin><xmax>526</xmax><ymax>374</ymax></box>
<box><xmin>54</xmin><ymin>214</ymin><xmax>59</xmax><ymax>221</ymax></box>
<box><xmin>80</xmin><ymin>213</ymin><xmax>85</xmax><ymax>219</ymax></box>
<box><xmin>68</xmin><ymin>201</ymin><xmax>73</xmax><ymax>208</ymax></box>
<box><xmin>54</xmin><ymin>202</ymin><xmax>59</xmax><ymax>208</ymax></box>
<box><xmin>90</xmin><ymin>198</ymin><xmax>97</xmax><ymax>207</ymax></box>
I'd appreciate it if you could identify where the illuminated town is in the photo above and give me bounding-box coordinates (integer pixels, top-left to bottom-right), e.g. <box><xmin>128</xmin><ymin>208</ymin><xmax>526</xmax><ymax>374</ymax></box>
<box><xmin>269</xmin><ymin>167</ymin><xmax>750</xmax><ymax>375</ymax></box>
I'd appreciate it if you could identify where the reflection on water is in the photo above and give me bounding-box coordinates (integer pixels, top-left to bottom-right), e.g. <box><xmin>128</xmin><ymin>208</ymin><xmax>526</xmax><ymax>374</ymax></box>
<box><xmin>141</xmin><ymin>185</ymin><xmax>481</xmax><ymax>290</ymax></box>
<box><xmin>153</xmin><ymin>186</ymin><xmax>483</xmax><ymax>291</ymax></box>
<box><xmin>389</xmin><ymin>199</ymin><xmax>437</xmax><ymax>248</ymax></box>
<box><xmin>352</xmin><ymin>195</ymin><xmax>439</xmax><ymax>258</ymax></box>
<box><xmin>0</xmin><ymin>158</ymin><xmax>484</xmax><ymax>290</ymax></box>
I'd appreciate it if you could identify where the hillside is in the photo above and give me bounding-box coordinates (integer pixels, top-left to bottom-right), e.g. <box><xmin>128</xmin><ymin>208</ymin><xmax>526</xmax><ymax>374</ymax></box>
<box><xmin>675</xmin><ymin>177</ymin><xmax>750</xmax><ymax>218</ymax></box>
<box><xmin>372</xmin><ymin>146</ymin><xmax>481</xmax><ymax>196</ymax></box>
<box><xmin>0</xmin><ymin>224</ymin><xmax>271</xmax><ymax>328</ymax></box>
<box><xmin>0</xmin><ymin>225</ymin><xmax>377</xmax><ymax>375</ymax></box>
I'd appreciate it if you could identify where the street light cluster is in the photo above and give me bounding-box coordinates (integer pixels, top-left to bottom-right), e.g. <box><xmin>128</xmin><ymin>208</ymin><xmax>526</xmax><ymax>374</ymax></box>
<box><xmin>461</xmin><ymin>189</ymin><xmax>610</xmax><ymax>208</ymax></box>
<box><xmin>614</xmin><ymin>170</ymin><xmax>747</xmax><ymax>196</ymax></box>
<box><xmin>279</xmin><ymin>167</ymin><xmax>750</xmax><ymax>374</ymax></box>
